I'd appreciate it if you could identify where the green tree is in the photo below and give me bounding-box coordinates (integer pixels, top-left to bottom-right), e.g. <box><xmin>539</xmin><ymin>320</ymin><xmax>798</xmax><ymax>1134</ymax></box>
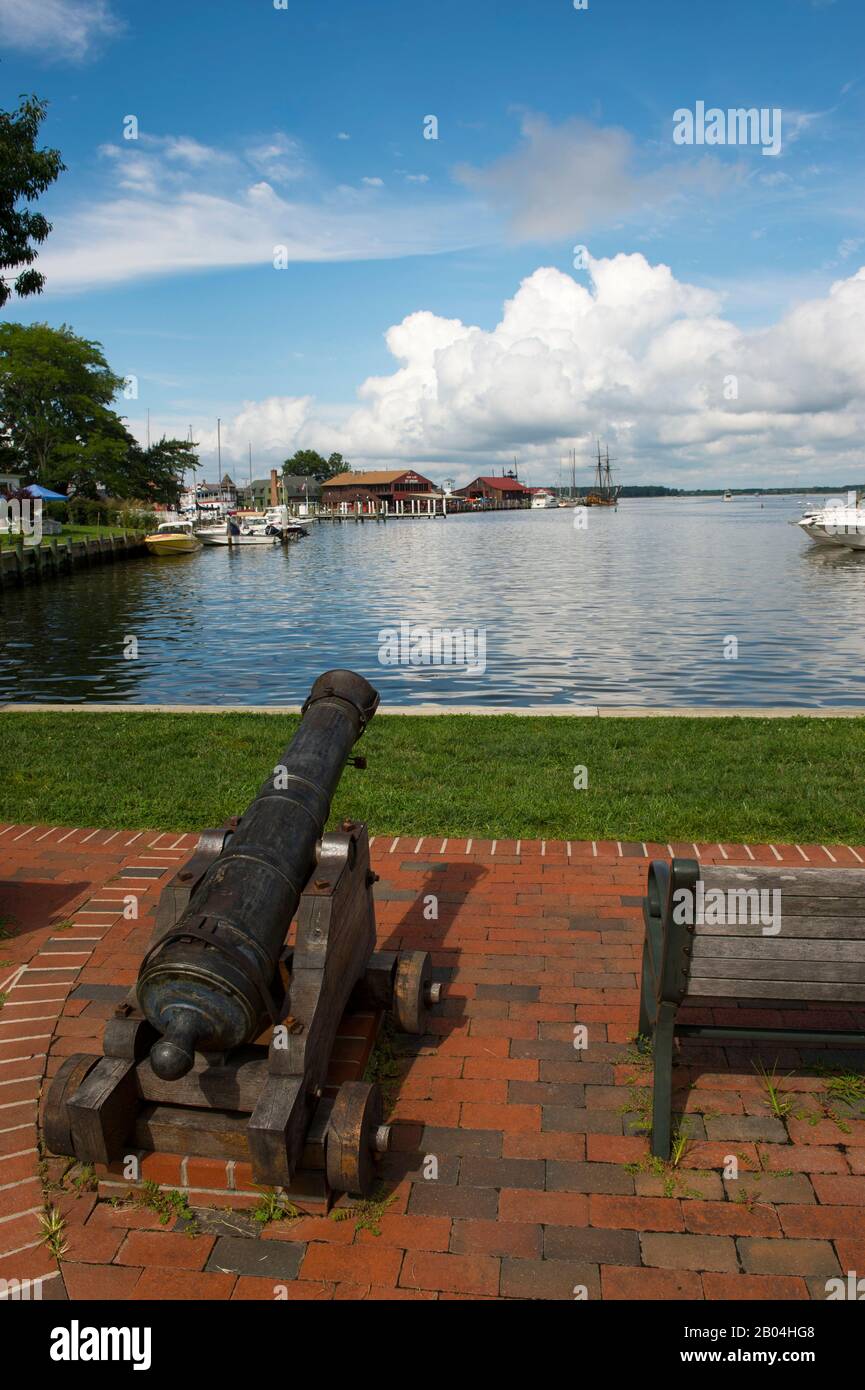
<box><xmin>283</xmin><ymin>449</ymin><xmax>348</xmax><ymax>481</ymax></box>
<box><xmin>0</xmin><ymin>322</ymin><xmax>126</xmax><ymax>490</ymax></box>
<box><xmin>127</xmin><ymin>437</ymin><xmax>198</xmax><ymax>506</ymax></box>
<box><xmin>0</xmin><ymin>96</ymin><xmax>65</xmax><ymax>308</ymax></box>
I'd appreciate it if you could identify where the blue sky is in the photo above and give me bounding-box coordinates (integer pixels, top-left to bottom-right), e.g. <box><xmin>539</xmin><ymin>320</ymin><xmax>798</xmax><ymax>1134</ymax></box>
<box><xmin>2</xmin><ymin>0</ymin><xmax>864</xmax><ymax>487</ymax></box>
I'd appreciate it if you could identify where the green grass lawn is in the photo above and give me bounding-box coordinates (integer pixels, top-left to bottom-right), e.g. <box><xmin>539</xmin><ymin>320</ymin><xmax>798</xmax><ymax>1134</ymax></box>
<box><xmin>1</xmin><ymin>711</ymin><xmax>862</xmax><ymax>843</ymax></box>
<box><xmin>0</xmin><ymin>524</ymin><xmax>138</xmax><ymax>550</ymax></box>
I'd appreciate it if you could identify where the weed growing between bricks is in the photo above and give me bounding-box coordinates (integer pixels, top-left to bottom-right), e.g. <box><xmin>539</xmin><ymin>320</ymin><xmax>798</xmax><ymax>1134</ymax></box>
<box><xmin>363</xmin><ymin>1014</ymin><xmax>401</xmax><ymax>1113</ymax></box>
<box><xmin>331</xmin><ymin>1186</ymin><xmax>397</xmax><ymax>1237</ymax></box>
<box><xmin>252</xmin><ymin>1192</ymin><xmax>301</xmax><ymax>1226</ymax></box>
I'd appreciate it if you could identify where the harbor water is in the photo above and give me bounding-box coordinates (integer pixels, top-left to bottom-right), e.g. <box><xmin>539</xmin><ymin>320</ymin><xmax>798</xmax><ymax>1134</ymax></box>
<box><xmin>1</xmin><ymin>496</ymin><xmax>862</xmax><ymax>707</ymax></box>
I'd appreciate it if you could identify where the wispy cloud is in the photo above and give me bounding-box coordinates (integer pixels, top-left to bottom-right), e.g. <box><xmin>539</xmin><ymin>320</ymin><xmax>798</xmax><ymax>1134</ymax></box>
<box><xmin>246</xmin><ymin>133</ymin><xmax>308</xmax><ymax>184</ymax></box>
<box><xmin>455</xmin><ymin>113</ymin><xmax>740</xmax><ymax>241</ymax></box>
<box><xmin>39</xmin><ymin>130</ymin><xmax>490</xmax><ymax>291</ymax></box>
<box><xmin>0</xmin><ymin>0</ymin><xmax>121</xmax><ymax>62</ymax></box>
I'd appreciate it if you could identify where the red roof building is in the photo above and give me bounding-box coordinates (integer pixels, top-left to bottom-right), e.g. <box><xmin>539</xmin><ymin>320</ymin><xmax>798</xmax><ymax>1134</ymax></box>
<box><xmin>320</xmin><ymin>469</ymin><xmax>439</xmax><ymax>512</ymax></box>
<box><xmin>454</xmin><ymin>475</ymin><xmax>533</xmax><ymax>505</ymax></box>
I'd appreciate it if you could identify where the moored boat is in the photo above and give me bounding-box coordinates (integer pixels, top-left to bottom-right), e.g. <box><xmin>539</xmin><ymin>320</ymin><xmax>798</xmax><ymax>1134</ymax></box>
<box><xmin>144</xmin><ymin>520</ymin><xmax>202</xmax><ymax>556</ymax></box>
<box><xmin>197</xmin><ymin>516</ymin><xmax>308</xmax><ymax>546</ymax></box>
<box><xmin>794</xmin><ymin>497</ymin><xmax>865</xmax><ymax>549</ymax></box>
<box><xmin>584</xmin><ymin>441</ymin><xmax>620</xmax><ymax>507</ymax></box>
<box><xmin>530</xmin><ymin>490</ymin><xmax>558</xmax><ymax>509</ymax></box>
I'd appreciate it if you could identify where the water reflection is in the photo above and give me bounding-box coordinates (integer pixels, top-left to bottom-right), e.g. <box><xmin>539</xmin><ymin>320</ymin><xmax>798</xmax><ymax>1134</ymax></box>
<box><xmin>1</xmin><ymin>497</ymin><xmax>863</xmax><ymax>706</ymax></box>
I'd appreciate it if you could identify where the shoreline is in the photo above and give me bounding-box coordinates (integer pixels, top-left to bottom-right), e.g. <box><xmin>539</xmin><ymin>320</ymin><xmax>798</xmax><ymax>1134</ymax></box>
<box><xmin>2</xmin><ymin>701</ymin><xmax>865</xmax><ymax>717</ymax></box>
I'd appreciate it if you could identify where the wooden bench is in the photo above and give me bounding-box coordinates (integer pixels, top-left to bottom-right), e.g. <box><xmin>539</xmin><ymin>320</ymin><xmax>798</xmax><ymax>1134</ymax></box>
<box><xmin>638</xmin><ymin>858</ymin><xmax>865</xmax><ymax>1158</ymax></box>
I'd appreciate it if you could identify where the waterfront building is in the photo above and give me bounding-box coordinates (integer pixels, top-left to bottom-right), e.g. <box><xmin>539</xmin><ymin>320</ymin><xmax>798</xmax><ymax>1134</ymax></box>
<box><xmin>321</xmin><ymin>469</ymin><xmax>440</xmax><ymax>513</ymax></box>
<box><xmin>455</xmin><ymin>475</ymin><xmax>533</xmax><ymax>507</ymax></box>
<box><xmin>280</xmin><ymin>473</ymin><xmax>322</xmax><ymax>516</ymax></box>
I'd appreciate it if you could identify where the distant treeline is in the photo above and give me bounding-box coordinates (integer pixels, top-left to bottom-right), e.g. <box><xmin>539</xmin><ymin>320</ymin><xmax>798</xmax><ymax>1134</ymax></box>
<box><xmin>552</xmin><ymin>485</ymin><xmax>863</xmax><ymax>499</ymax></box>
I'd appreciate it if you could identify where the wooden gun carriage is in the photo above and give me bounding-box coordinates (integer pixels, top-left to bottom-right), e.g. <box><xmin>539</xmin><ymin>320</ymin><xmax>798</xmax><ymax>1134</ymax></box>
<box><xmin>639</xmin><ymin>858</ymin><xmax>865</xmax><ymax>1158</ymax></box>
<box><xmin>43</xmin><ymin>670</ymin><xmax>441</xmax><ymax>1201</ymax></box>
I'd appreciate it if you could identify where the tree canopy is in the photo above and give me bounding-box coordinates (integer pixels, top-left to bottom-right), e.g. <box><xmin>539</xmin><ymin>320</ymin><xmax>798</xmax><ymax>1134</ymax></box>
<box><xmin>0</xmin><ymin>96</ymin><xmax>65</xmax><ymax>308</ymax></box>
<box><xmin>283</xmin><ymin>449</ymin><xmax>348</xmax><ymax>481</ymax></box>
<box><xmin>0</xmin><ymin>321</ymin><xmax>195</xmax><ymax>502</ymax></box>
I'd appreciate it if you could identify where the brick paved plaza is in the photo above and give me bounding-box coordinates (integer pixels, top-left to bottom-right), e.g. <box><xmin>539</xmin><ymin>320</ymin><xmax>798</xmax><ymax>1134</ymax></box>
<box><xmin>2</xmin><ymin>824</ymin><xmax>864</xmax><ymax>1301</ymax></box>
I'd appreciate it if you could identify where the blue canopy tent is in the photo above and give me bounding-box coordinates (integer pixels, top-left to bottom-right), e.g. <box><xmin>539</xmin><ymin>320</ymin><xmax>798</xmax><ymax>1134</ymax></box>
<box><xmin>20</xmin><ymin>485</ymin><xmax>68</xmax><ymax>501</ymax></box>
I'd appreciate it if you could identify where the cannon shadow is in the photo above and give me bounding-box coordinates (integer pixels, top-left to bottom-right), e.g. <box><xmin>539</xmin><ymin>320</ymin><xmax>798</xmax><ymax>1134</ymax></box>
<box><xmin>373</xmin><ymin>860</ymin><xmax>488</xmax><ymax>1186</ymax></box>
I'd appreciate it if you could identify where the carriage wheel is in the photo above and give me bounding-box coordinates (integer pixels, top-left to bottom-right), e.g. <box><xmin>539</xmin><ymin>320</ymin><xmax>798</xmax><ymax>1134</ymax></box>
<box><xmin>393</xmin><ymin>951</ymin><xmax>437</xmax><ymax>1034</ymax></box>
<box><xmin>325</xmin><ymin>1081</ymin><xmax>384</xmax><ymax>1197</ymax></box>
<box><xmin>43</xmin><ymin>1053</ymin><xmax>100</xmax><ymax>1156</ymax></box>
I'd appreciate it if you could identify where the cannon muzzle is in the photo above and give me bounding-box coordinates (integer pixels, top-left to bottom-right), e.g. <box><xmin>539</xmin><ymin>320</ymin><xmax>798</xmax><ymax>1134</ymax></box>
<box><xmin>136</xmin><ymin>669</ymin><xmax>379</xmax><ymax>1078</ymax></box>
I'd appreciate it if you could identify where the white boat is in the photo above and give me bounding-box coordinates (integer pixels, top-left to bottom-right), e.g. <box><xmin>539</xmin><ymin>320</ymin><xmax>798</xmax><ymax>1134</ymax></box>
<box><xmin>530</xmin><ymin>490</ymin><xmax>559</xmax><ymax>509</ymax></box>
<box><xmin>197</xmin><ymin>515</ymin><xmax>308</xmax><ymax>546</ymax></box>
<box><xmin>198</xmin><ymin>517</ymin><xmax>281</xmax><ymax>546</ymax></box>
<box><xmin>723</xmin><ymin>490</ymin><xmax>733</xmax><ymax>502</ymax></box>
<box><xmin>795</xmin><ymin>498</ymin><xmax>865</xmax><ymax>549</ymax></box>
<box><xmin>263</xmin><ymin>506</ymin><xmax>309</xmax><ymax>536</ymax></box>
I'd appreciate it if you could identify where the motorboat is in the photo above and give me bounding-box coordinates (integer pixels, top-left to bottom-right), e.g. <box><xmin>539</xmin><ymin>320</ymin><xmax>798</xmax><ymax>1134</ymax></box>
<box><xmin>795</xmin><ymin>496</ymin><xmax>865</xmax><ymax>549</ymax></box>
<box><xmin>199</xmin><ymin>517</ymin><xmax>280</xmax><ymax>546</ymax></box>
<box><xmin>530</xmin><ymin>490</ymin><xmax>559</xmax><ymax>509</ymax></box>
<box><xmin>197</xmin><ymin>515</ymin><xmax>308</xmax><ymax>546</ymax></box>
<box><xmin>723</xmin><ymin>490</ymin><xmax>733</xmax><ymax>502</ymax></box>
<box><xmin>264</xmin><ymin>505</ymin><xmax>310</xmax><ymax>535</ymax></box>
<box><xmin>144</xmin><ymin>520</ymin><xmax>202</xmax><ymax>555</ymax></box>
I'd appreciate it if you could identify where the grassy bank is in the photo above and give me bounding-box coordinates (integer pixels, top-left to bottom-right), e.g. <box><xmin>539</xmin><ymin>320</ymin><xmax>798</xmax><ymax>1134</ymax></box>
<box><xmin>0</xmin><ymin>524</ymin><xmax>136</xmax><ymax>550</ymax></box>
<box><xmin>0</xmin><ymin>711</ymin><xmax>862</xmax><ymax>843</ymax></box>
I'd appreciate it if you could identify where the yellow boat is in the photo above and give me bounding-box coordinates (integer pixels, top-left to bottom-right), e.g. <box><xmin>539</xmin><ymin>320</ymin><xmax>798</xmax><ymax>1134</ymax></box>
<box><xmin>144</xmin><ymin>520</ymin><xmax>202</xmax><ymax>556</ymax></box>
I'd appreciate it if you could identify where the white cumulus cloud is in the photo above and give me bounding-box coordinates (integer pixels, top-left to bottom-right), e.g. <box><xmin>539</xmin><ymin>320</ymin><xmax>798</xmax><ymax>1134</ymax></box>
<box><xmin>163</xmin><ymin>253</ymin><xmax>865</xmax><ymax>486</ymax></box>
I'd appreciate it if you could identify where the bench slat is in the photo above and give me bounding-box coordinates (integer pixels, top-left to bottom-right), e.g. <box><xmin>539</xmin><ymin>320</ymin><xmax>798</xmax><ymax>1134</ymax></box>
<box><xmin>686</xmin><ymin>977</ymin><xmax>865</xmax><ymax>1001</ymax></box>
<box><xmin>692</xmin><ymin>937</ymin><xmax>865</xmax><ymax>962</ymax></box>
<box><xmin>695</xmin><ymin>917</ymin><xmax>865</xmax><ymax>939</ymax></box>
<box><xmin>690</xmin><ymin>958</ymin><xmax>865</xmax><ymax>984</ymax></box>
<box><xmin>768</xmin><ymin>899</ymin><xmax>865</xmax><ymax>919</ymax></box>
<box><xmin>693</xmin><ymin>897</ymin><xmax>865</xmax><ymax>922</ymax></box>
<box><xmin>701</xmin><ymin>866</ymin><xmax>865</xmax><ymax>895</ymax></box>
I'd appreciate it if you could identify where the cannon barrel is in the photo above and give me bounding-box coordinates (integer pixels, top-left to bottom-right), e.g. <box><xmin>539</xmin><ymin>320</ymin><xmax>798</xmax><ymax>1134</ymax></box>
<box><xmin>136</xmin><ymin>669</ymin><xmax>379</xmax><ymax>1080</ymax></box>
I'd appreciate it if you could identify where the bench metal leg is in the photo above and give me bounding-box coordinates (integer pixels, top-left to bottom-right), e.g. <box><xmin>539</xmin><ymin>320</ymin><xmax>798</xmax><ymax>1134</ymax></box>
<box><xmin>651</xmin><ymin>1002</ymin><xmax>676</xmax><ymax>1160</ymax></box>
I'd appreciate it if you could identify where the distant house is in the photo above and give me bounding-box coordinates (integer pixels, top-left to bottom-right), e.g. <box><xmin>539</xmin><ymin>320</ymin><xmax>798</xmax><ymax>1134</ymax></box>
<box><xmin>0</xmin><ymin>470</ymin><xmax>22</xmax><ymax>494</ymax></box>
<box><xmin>237</xmin><ymin>477</ymin><xmax>276</xmax><ymax>510</ymax></box>
<box><xmin>195</xmin><ymin>474</ymin><xmax>237</xmax><ymax>505</ymax></box>
<box><xmin>455</xmin><ymin>475</ymin><xmax>532</xmax><ymax>506</ymax></box>
<box><xmin>282</xmin><ymin>473</ymin><xmax>322</xmax><ymax>504</ymax></box>
<box><xmin>320</xmin><ymin>468</ymin><xmax>439</xmax><ymax>512</ymax></box>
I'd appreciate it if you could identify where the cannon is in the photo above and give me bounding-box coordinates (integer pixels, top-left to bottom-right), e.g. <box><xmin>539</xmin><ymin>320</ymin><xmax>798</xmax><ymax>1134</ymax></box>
<box><xmin>43</xmin><ymin>670</ymin><xmax>441</xmax><ymax>1199</ymax></box>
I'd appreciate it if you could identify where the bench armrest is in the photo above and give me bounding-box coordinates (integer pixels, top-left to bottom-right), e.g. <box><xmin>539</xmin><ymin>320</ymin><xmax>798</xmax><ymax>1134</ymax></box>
<box><xmin>642</xmin><ymin>857</ymin><xmax>700</xmax><ymax>1010</ymax></box>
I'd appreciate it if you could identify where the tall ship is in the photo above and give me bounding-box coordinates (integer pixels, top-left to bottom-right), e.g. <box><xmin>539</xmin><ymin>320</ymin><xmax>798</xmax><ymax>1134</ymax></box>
<box><xmin>585</xmin><ymin>441</ymin><xmax>620</xmax><ymax>507</ymax></box>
